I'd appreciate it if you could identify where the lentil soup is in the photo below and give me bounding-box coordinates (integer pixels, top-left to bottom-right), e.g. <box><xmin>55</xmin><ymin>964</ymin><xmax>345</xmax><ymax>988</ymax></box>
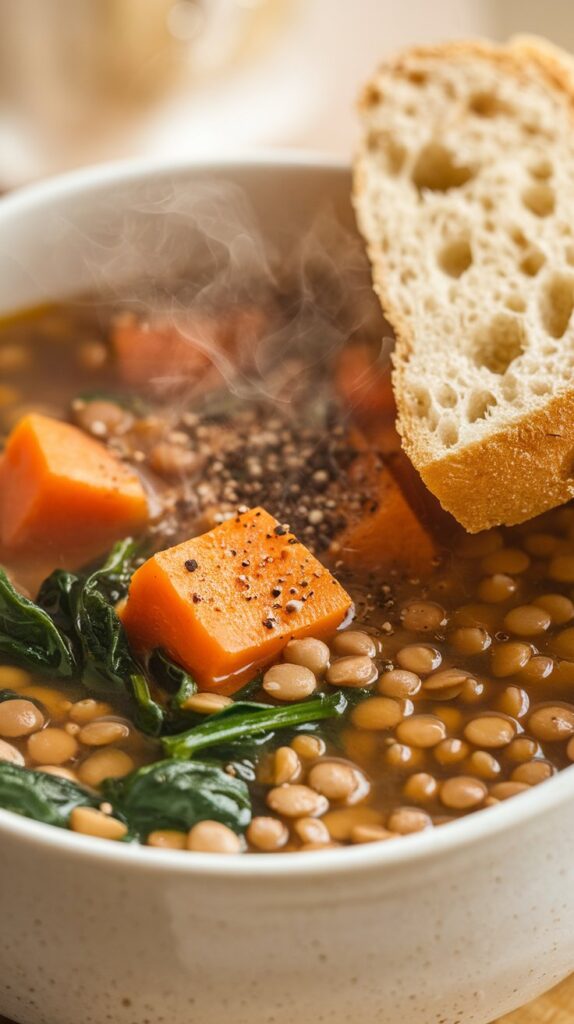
<box><xmin>1</xmin><ymin>292</ymin><xmax>574</xmax><ymax>855</ymax></box>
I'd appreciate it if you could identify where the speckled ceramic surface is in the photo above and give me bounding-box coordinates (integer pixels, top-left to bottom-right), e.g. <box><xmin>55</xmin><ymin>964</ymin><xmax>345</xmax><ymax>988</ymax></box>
<box><xmin>0</xmin><ymin>159</ymin><xmax>574</xmax><ymax>1024</ymax></box>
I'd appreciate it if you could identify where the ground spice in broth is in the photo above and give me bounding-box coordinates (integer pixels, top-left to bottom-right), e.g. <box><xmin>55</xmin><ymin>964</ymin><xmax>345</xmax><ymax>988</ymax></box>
<box><xmin>1</xmin><ymin>297</ymin><xmax>574</xmax><ymax>854</ymax></box>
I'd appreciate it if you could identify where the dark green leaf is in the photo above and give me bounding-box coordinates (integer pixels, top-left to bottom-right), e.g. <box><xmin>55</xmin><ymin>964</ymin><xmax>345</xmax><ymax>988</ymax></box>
<box><xmin>0</xmin><ymin>568</ymin><xmax>76</xmax><ymax>677</ymax></box>
<box><xmin>75</xmin><ymin>539</ymin><xmax>141</xmax><ymax>695</ymax></box>
<box><xmin>36</xmin><ymin>569</ymin><xmax>80</xmax><ymax>634</ymax></box>
<box><xmin>82</xmin><ymin>537</ymin><xmax>140</xmax><ymax>604</ymax></box>
<box><xmin>104</xmin><ymin>759</ymin><xmax>251</xmax><ymax>838</ymax></box>
<box><xmin>0</xmin><ymin>763</ymin><xmax>96</xmax><ymax>827</ymax></box>
<box><xmin>230</xmin><ymin>672</ymin><xmax>263</xmax><ymax>702</ymax></box>
<box><xmin>149</xmin><ymin>649</ymin><xmax>197</xmax><ymax>709</ymax></box>
<box><xmin>129</xmin><ymin>673</ymin><xmax>164</xmax><ymax>737</ymax></box>
<box><xmin>162</xmin><ymin>691</ymin><xmax>347</xmax><ymax>761</ymax></box>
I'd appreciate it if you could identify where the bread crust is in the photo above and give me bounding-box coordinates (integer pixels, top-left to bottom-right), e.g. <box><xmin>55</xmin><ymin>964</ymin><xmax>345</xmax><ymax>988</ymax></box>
<box><xmin>353</xmin><ymin>36</ymin><xmax>574</xmax><ymax>532</ymax></box>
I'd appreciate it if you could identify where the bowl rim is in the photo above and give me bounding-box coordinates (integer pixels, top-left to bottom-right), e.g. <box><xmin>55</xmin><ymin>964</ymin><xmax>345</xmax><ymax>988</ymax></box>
<box><xmin>1</xmin><ymin>150</ymin><xmax>574</xmax><ymax>879</ymax></box>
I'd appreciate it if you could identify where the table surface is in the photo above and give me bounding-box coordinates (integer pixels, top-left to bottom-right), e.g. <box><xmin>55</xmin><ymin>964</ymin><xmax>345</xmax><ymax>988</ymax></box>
<box><xmin>1</xmin><ymin>975</ymin><xmax>573</xmax><ymax>1024</ymax></box>
<box><xmin>498</xmin><ymin>975</ymin><xmax>574</xmax><ymax>1023</ymax></box>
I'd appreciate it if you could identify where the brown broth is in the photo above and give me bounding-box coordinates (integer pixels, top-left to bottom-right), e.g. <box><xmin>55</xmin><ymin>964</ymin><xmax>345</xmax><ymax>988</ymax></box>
<box><xmin>1</xmin><ymin>301</ymin><xmax>574</xmax><ymax>852</ymax></box>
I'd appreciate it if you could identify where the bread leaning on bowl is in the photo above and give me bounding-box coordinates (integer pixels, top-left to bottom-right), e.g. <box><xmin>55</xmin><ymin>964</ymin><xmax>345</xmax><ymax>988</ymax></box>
<box><xmin>354</xmin><ymin>35</ymin><xmax>574</xmax><ymax>532</ymax></box>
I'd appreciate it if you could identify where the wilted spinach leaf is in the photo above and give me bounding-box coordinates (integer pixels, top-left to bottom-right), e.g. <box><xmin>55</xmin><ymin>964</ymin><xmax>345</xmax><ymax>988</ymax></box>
<box><xmin>129</xmin><ymin>673</ymin><xmax>164</xmax><ymax>737</ymax></box>
<box><xmin>163</xmin><ymin>691</ymin><xmax>347</xmax><ymax>760</ymax></box>
<box><xmin>0</xmin><ymin>763</ymin><xmax>97</xmax><ymax>827</ymax></box>
<box><xmin>104</xmin><ymin>759</ymin><xmax>251</xmax><ymax>837</ymax></box>
<box><xmin>36</xmin><ymin>569</ymin><xmax>80</xmax><ymax>634</ymax></box>
<box><xmin>0</xmin><ymin>568</ymin><xmax>76</xmax><ymax>677</ymax></box>
<box><xmin>75</xmin><ymin>539</ymin><xmax>143</xmax><ymax>693</ymax></box>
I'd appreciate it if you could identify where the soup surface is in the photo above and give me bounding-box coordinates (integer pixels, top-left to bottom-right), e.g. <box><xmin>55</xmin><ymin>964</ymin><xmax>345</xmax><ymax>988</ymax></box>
<box><xmin>1</xmin><ymin>295</ymin><xmax>574</xmax><ymax>854</ymax></box>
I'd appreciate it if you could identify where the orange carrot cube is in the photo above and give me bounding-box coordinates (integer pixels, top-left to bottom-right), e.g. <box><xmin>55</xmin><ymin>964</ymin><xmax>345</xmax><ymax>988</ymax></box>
<box><xmin>122</xmin><ymin>507</ymin><xmax>352</xmax><ymax>692</ymax></box>
<box><xmin>0</xmin><ymin>413</ymin><xmax>148</xmax><ymax>559</ymax></box>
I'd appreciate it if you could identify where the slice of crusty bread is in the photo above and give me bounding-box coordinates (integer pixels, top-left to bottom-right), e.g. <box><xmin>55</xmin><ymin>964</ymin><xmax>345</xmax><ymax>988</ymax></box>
<box><xmin>353</xmin><ymin>36</ymin><xmax>574</xmax><ymax>532</ymax></box>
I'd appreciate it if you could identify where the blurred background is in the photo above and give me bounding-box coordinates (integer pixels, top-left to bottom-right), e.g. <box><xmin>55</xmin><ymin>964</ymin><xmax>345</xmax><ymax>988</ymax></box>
<box><xmin>0</xmin><ymin>0</ymin><xmax>573</xmax><ymax>190</ymax></box>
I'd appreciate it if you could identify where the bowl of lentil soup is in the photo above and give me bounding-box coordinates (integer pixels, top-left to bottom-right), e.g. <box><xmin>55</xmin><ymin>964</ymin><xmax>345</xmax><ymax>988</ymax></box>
<box><xmin>0</xmin><ymin>157</ymin><xmax>574</xmax><ymax>1024</ymax></box>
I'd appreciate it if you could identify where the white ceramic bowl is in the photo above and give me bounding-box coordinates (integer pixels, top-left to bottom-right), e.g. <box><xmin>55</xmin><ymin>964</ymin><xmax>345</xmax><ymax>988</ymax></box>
<box><xmin>1</xmin><ymin>156</ymin><xmax>574</xmax><ymax>1024</ymax></box>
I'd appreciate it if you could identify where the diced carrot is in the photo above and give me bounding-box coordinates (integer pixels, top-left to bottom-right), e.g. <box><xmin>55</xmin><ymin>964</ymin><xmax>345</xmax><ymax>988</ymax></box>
<box><xmin>111</xmin><ymin>307</ymin><xmax>269</xmax><ymax>391</ymax></box>
<box><xmin>112</xmin><ymin>312</ymin><xmax>218</xmax><ymax>390</ymax></box>
<box><xmin>122</xmin><ymin>507</ymin><xmax>352</xmax><ymax>693</ymax></box>
<box><xmin>333</xmin><ymin>432</ymin><xmax>437</xmax><ymax>575</ymax></box>
<box><xmin>335</xmin><ymin>342</ymin><xmax>399</xmax><ymax>454</ymax></box>
<box><xmin>0</xmin><ymin>413</ymin><xmax>148</xmax><ymax>559</ymax></box>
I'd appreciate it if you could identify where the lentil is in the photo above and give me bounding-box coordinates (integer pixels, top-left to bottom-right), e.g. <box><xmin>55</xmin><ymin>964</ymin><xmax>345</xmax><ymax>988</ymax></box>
<box><xmin>0</xmin><ymin>699</ymin><xmax>44</xmax><ymax>738</ymax></box>
<box><xmin>263</xmin><ymin>663</ymin><xmax>317</xmax><ymax>702</ymax></box>
<box><xmin>70</xmin><ymin>807</ymin><xmax>128</xmax><ymax>841</ymax></box>
<box><xmin>434</xmin><ymin>738</ymin><xmax>469</xmax><ymax>766</ymax></box>
<box><xmin>351</xmin><ymin>696</ymin><xmax>403</xmax><ymax>731</ymax></box>
<box><xmin>293</xmin><ymin>817</ymin><xmax>331</xmax><ymax>845</ymax></box>
<box><xmin>266</xmin><ymin>784</ymin><xmax>328</xmax><ymax>818</ymax></box>
<box><xmin>147</xmin><ymin>830</ymin><xmax>187</xmax><ymax>850</ymax></box>
<box><xmin>511</xmin><ymin>760</ymin><xmax>554</xmax><ymax>785</ymax></box>
<box><xmin>387</xmin><ymin>807</ymin><xmax>432</xmax><ymax>834</ymax></box>
<box><xmin>552</xmin><ymin>628</ymin><xmax>574</xmax><ymax>659</ymax></box>
<box><xmin>497</xmin><ymin>686</ymin><xmax>529</xmax><ymax>719</ymax></box>
<box><xmin>187</xmin><ymin>821</ymin><xmax>242</xmax><ymax>853</ymax></box>
<box><xmin>0</xmin><ymin>666</ymin><xmax>31</xmax><ymax>689</ymax></box>
<box><xmin>0</xmin><ymin>739</ymin><xmax>25</xmax><ymax>765</ymax></box>
<box><xmin>326</xmin><ymin>655</ymin><xmax>377</xmax><ymax>688</ymax></box>
<box><xmin>489</xmin><ymin>781</ymin><xmax>531</xmax><ymax>800</ymax></box>
<box><xmin>78</xmin><ymin>749</ymin><xmax>135</xmax><ymax>788</ymax></box>
<box><xmin>524</xmin><ymin>532</ymin><xmax>558</xmax><ymax>557</ymax></box>
<box><xmin>182</xmin><ymin>693</ymin><xmax>233</xmax><ymax>714</ymax></box>
<box><xmin>384</xmin><ymin>742</ymin><xmax>424</xmax><ymax>769</ymax></box>
<box><xmin>283</xmin><ymin>637</ymin><xmax>330</xmax><ymax>675</ymax></box>
<box><xmin>464</xmin><ymin>715</ymin><xmax>516</xmax><ymax>748</ymax></box>
<box><xmin>308</xmin><ymin>761</ymin><xmax>360</xmax><ymax>801</ymax></box>
<box><xmin>290</xmin><ymin>734</ymin><xmax>326</xmax><ymax>759</ymax></box>
<box><xmin>396</xmin><ymin>715</ymin><xmax>447</xmax><ymax>749</ymax></box>
<box><xmin>78</xmin><ymin>720</ymin><xmax>130</xmax><ymax>747</ymax></box>
<box><xmin>507</xmin><ymin>737</ymin><xmax>540</xmax><ymax>763</ymax></box>
<box><xmin>403</xmin><ymin>772</ymin><xmax>438</xmax><ymax>803</ymax></box>
<box><xmin>549</xmin><ymin>555</ymin><xmax>574</xmax><ymax>582</ymax></box>
<box><xmin>322</xmin><ymin>806</ymin><xmax>383</xmax><ymax>841</ymax></box>
<box><xmin>350</xmin><ymin>824</ymin><xmax>396</xmax><ymax>843</ymax></box>
<box><xmin>467</xmin><ymin>750</ymin><xmax>501</xmax><ymax>779</ymax></box>
<box><xmin>69</xmin><ymin>700</ymin><xmax>114</xmax><ymax>725</ymax></box>
<box><xmin>331</xmin><ymin>630</ymin><xmax>377</xmax><ymax>658</ymax></box>
<box><xmin>422</xmin><ymin>668</ymin><xmax>471</xmax><ymax>696</ymax></box>
<box><xmin>273</xmin><ymin>746</ymin><xmax>302</xmax><ymax>785</ymax></box>
<box><xmin>481</xmin><ymin>548</ymin><xmax>530</xmax><ymax>575</ymax></box>
<box><xmin>519</xmin><ymin>655</ymin><xmax>554</xmax><ymax>684</ymax></box>
<box><xmin>449</xmin><ymin>627</ymin><xmax>491</xmax><ymax>655</ymax></box>
<box><xmin>533</xmin><ymin>593</ymin><xmax>574</xmax><ymax>625</ymax></box>
<box><xmin>396</xmin><ymin>645</ymin><xmax>441</xmax><ymax>675</ymax></box>
<box><xmin>528</xmin><ymin>704</ymin><xmax>574</xmax><ymax>741</ymax></box>
<box><xmin>247</xmin><ymin>817</ymin><xmax>289</xmax><ymax>852</ymax></box>
<box><xmin>440</xmin><ymin>776</ymin><xmax>487</xmax><ymax>810</ymax></box>
<box><xmin>401</xmin><ymin>601</ymin><xmax>446</xmax><ymax>632</ymax></box>
<box><xmin>27</xmin><ymin>728</ymin><xmax>78</xmax><ymax>765</ymax></box>
<box><xmin>476</xmin><ymin>574</ymin><xmax>518</xmax><ymax>604</ymax></box>
<box><xmin>503</xmin><ymin>605</ymin><xmax>551</xmax><ymax>637</ymax></box>
<box><xmin>378</xmin><ymin>668</ymin><xmax>421</xmax><ymax>698</ymax></box>
<box><xmin>490</xmin><ymin>641</ymin><xmax>532</xmax><ymax>677</ymax></box>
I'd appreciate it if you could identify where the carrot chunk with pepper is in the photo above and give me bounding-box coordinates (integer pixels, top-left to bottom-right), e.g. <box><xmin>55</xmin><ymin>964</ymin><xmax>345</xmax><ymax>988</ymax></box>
<box><xmin>333</xmin><ymin>433</ymin><xmax>437</xmax><ymax>575</ymax></box>
<box><xmin>122</xmin><ymin>507</ymin><xmax>352</xmax><ymax>692</ymax></box>
<box><xmin>0</xmin><ymin>413</ymin><xmax>148</xmax><ymax>558</ymax></box>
